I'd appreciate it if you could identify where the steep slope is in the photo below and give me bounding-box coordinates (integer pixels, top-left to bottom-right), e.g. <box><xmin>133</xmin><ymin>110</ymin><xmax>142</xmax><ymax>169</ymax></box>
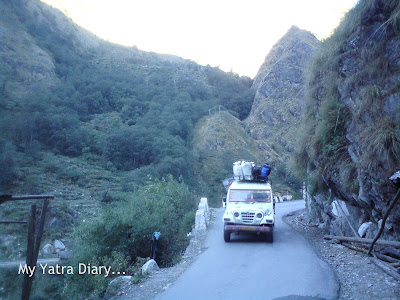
<box><xmin>0</xmin><ymin>0</ymin><xmax>61</xmax><ymax>100</ymax></box>
<box><xmin>298</xmin><ymin>0</ymin><xmax>400</xmax><ymax>239</ymax></box>
<box><xmin>244</xmin><ymin>25</ymin><xmax>320</xmax><ymax>194</ymax></box>
<box><xmin>192</xmin><ymin>110</ymin><xmax>267</xmax><ymax>206</ymax></box>
<box><xmin>0</xmin><ymin>0</ymin><xmax>255</xmax><ymax>192</ymax></box>
<box><xmin>245</xmin><ymin>26</ymin><xmax>320</xmax><ymax>153</ymax></box>
<box><xmin>193</xmin><ymin>111</ymin><xmax>267</xmax><ymax>159</ymax></box>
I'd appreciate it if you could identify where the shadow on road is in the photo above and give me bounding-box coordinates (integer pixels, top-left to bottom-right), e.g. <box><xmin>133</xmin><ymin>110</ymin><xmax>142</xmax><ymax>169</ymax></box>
<box><xmin>228</xmin><ymin>231</ymin><xmax>270</xmax><ymax>243</ymax></box>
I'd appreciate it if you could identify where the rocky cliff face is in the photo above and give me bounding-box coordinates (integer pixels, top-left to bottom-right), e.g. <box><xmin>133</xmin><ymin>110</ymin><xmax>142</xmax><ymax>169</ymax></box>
<box><xmin>244</xmin><ymin>26</ymin><xmax>320</xmax><ymax>158</ymax></box>
<box><xmin>299</xmin><ymin>0</ymin><xmax>400</xmax><ymax>240</ymax></box>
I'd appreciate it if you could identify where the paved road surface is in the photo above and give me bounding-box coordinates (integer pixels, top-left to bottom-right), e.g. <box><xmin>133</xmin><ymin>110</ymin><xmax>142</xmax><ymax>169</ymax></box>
<box><xmin>155</xmin><ymin>200</ymin><xmax>338</xmax><ymax>300</ymax></box>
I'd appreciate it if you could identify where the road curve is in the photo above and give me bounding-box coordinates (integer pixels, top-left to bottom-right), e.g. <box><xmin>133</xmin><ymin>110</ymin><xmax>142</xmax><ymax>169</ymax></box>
<box><xmin>155</xmin><ymin>200</ymin><xmax>339</xmax><ymax>300</ymax></box>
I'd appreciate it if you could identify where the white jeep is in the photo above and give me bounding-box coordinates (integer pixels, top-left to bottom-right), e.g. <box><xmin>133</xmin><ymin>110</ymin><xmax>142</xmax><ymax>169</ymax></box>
<box><xmin>223</xmin><ymin>180</ymin><xmax>275</xmax><ymax>242</ymax></box>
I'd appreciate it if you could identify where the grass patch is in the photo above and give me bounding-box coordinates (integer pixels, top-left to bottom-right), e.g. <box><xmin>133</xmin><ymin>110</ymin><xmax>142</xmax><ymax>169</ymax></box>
<box><xmin>360</xmin><ymin>117</ymin><xmax>400</xmax><ymax>170</ymax></box>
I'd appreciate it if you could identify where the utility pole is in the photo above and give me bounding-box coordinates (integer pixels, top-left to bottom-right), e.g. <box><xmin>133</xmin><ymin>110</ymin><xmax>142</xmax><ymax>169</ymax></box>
<box><xmin>0</xmin><ymin>195</ymin><xmax>53</xmax><ymax>300</ymax></box>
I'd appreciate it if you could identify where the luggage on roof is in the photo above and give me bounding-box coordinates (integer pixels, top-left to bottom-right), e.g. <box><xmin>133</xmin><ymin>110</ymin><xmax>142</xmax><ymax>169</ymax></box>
<box><xmin>232</xmin><ymin>161</ymin><xmax>271</xmax><ymax>182</ymax></box>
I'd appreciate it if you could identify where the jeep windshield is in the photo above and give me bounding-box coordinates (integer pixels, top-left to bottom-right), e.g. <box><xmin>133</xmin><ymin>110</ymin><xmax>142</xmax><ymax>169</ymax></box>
<box><xmin>229</xmin><ymin>190</ymin><xmax>271</xmax><ymax>203</ymax></box>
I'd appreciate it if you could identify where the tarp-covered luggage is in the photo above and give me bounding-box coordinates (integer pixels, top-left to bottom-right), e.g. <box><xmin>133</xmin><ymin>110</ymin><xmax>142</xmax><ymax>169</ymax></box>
<box><xmin>233</xmin><ymin>161</ymin><xmax>254</xmax><ymax>180</ymax></box>
<box><xmin>233</xmin><ymin>161</ymin><xmax>243</xmax><ymax>179</ymax></box>
<box><xmin>241</xmin><ymin>161</ymin><xmax>254</xmax><ymax>180</ymax></box>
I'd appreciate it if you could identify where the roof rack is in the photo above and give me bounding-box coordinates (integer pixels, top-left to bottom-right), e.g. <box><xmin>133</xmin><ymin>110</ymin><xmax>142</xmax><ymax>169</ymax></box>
<box><xmin>234</xmin><ymin>175</ymin><xmax>268</xmax><ymax>183</ymax></box>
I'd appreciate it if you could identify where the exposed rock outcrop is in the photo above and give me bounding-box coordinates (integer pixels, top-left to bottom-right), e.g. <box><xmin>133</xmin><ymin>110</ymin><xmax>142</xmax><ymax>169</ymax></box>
<box><xmin>245</xmin><ymin>26</ymin><xmax>320</xmax><ymax>157</ymax></box>
<box><xmin>301</xmin><ymin>0</ymin><xmax>400</xmax><ymax>240</ymax></box>
<box><xmin>54</xmin><ymin>239</ymin><xmax>66</xmax><ymax>252</ymax></box>
<box><xmin>191</xmin><ymin>27</ymin><xmax>320</xmax><ymax>200</ymax></box>
<box><xmin>41</xmin><ymin>243</ymin><xmax>55</xmax><ymax>255</ymax></box>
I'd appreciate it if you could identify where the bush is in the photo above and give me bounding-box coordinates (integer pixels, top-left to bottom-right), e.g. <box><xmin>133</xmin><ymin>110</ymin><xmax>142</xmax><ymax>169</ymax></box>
<box><xmin>315</xmin><ymin>98</ymin><xmax>349</xmax><ymax>160</ymax></box>
<box><xmin>359</xmin><ymin>117</ymin><xmax>400</xmax><ymax>171</ymax></box>
<box><xmin>67</xmin><ymin>176</ymin><xmax>197</xmax><ymax>298</ymax></box>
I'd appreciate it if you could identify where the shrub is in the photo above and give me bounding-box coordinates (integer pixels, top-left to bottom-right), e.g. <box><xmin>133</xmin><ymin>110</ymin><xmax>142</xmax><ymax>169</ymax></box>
<box><xmin>356</xmin><ymin>85</ymin><xmax>382</xmax><ymax>118</ymax></box>
<box><xmin>315</xmin><ymin>98</ymin><xmax>349</xmax><ymax>160</ymax></box>
<box><xmin>359</xmin><ymin>117</ymin><xmax>400</xmax><ymax>170</ymax></box>
<box><xmin>66</xmin><ymin>176</ymin><xmax>197</xmax><ymax>298</ymax></box>
<box><xmin>339</xmin><ymin>160</ymin><xmax>359</xmax><ymax>194</ymax></box>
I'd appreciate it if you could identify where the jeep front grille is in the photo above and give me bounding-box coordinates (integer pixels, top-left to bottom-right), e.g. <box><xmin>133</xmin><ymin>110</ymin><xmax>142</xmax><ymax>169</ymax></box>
<box><xmin>241</xmin><ymin>212</ymin><xmax>255</xmax><ymax>223</ymax></box>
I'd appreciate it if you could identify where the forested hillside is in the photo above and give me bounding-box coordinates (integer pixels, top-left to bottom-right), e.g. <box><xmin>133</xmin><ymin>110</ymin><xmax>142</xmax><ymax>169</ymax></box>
<box><xmin>0</xmin><ymin>0</ymin><xmax>255</xmax><ymax>298</ymax></box>
<box><xmin>0</xmin><ymin>0</ymin><xmax>254</xmax><ymax>193</ymax></box>
<box><xmin>192</xmin><ymin>110</ymin><xmax>266</xmax><ymax>205</ymax></box>
<box><xmin>296</xmin><ymin>0</ymin><xmax>400</xmax><ymax>240</ymax></box>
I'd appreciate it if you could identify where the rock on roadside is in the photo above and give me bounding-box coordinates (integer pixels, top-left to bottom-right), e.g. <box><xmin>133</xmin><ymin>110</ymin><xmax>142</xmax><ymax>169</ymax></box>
<box><xmin>141</xmin><ymin>259</ymin><xmax>159</xmax><ymax>275</ymax></box>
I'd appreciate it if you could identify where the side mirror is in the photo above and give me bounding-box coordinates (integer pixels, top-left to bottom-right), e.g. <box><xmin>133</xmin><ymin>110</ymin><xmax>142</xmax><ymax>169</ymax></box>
<box><xmin>222</xmin><ymin>197</ymin><xmax>227</xmax><ymax>207</ymax></box>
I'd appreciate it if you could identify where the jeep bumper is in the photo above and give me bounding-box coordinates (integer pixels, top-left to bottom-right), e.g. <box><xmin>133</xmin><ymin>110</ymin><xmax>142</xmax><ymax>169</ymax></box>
<box><xmin>224</xmin><ymin>224</ymin><xmax>272</xmax><ymax>232</ymax></box>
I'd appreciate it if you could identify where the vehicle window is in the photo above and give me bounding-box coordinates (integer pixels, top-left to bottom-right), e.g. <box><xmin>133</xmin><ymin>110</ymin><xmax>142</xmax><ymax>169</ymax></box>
<box><xmin>229</xmin><ymin>190</ymin><xmax>271</xmax><ymax>202</ymax></box>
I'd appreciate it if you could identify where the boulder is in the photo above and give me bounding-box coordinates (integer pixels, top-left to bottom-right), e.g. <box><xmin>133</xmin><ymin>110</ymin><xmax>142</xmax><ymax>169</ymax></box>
<box><xmin>358</xmin><ymin>222</ymin><xmax>372</xmax><ymax>238</ymax></box>
<box><xmin>141</xmin><ymin>259</ymin><xmax>159</xmax><ymax>275</ymax></box>
<box><xmin>54</xmin><ymin>240</ymin><xmax>66</xmax><ymax>252</ymax></box>
<box><xmin>42</xmin><ymin>243</ymin><xmax>55</xmax><ymax>255</ymax></box>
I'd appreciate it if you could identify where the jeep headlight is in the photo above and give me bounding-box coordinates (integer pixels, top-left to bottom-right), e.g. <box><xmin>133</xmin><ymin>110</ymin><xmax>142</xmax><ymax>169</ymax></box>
<box><xmin>256</xmin><ymin>213</ymin><xmax>263</xmax><ymax>218</ymax></box>
<box><xmin>234</xmin><ymin>212</ymin><xmax>240</xmax><ymax>218</ymax></box>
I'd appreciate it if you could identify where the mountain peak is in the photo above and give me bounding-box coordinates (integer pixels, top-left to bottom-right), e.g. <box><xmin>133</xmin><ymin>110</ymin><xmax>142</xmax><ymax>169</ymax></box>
<box><xmin>243</xmin><ymin>25</ymin><xmax>320</xmax><ymax>172</ymax></box>
<box><xmin>253</xmin><ymin>26</ymin><xmax>319</xmax><ymax>89</ymax></box>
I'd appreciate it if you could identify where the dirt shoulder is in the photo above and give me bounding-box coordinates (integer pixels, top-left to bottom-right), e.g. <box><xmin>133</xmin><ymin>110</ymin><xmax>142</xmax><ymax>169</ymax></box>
<box><xmin>283</xmin><ymin>209</ymin><xmax>400</xmax><ymax>300</ymax></box>
<box><xmin>112</xmin><ymin>210</ymin><xmax>215</xmax><ymax>300</ymax></box>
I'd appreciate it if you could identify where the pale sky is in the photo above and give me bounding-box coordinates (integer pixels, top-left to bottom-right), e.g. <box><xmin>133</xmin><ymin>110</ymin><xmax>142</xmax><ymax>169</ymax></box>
<box><xmin>43</xmin><ymin>0</ymin><xmax>359</xmax><ymax>78</ymax></box>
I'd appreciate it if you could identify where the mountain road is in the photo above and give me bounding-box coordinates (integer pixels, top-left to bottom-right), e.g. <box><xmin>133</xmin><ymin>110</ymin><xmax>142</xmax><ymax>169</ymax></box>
<box><xmin>155</xmin><ymin>200</ymin><xmax>338</xmax><ymax>300</ymax></box>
